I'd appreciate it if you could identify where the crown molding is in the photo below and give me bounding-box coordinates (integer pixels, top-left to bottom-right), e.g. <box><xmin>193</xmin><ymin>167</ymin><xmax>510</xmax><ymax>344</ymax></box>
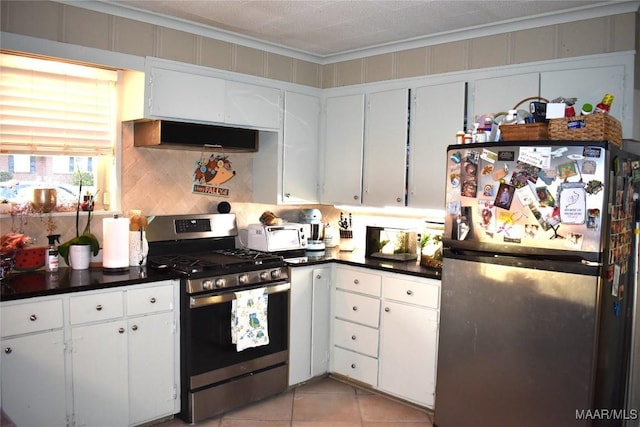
<box><xmin>56</xmin><ymin>0</ymin><xmax>640</xmax><ymax>65</ymax></box>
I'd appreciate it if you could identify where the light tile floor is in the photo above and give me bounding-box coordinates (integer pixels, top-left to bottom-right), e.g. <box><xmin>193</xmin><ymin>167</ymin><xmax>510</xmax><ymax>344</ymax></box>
<box><xmin>156</xmin><ymin>376</ymin><xmax>434</xmax><ymax>427</ymax></box>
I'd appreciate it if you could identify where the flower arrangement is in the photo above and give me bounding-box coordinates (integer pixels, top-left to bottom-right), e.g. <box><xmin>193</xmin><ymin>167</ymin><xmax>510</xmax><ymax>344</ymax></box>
<box><xmin>57</xmin><ymin>182</ymin><xmax>100</xmax><ymax>266</ymax></box>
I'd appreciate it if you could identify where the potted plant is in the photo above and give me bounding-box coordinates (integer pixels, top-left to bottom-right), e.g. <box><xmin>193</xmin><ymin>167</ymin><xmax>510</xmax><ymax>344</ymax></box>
<box><xmin>58</xmin><ymin>182</ymin><xmax>99</xmax><ymax>268</ymax></box>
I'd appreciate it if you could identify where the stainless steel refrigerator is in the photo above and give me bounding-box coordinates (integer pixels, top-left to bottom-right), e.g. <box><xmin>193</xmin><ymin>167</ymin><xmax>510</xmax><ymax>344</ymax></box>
<box><xmin>435</xmin><ymin>141</ymin><xmax>638</xmax><ymax>427</ymax></box>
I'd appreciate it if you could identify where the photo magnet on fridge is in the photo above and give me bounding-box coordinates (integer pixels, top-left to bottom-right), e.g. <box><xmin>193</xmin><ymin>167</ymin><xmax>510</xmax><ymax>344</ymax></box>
<box><xmin>494</xmin><ymin>183</ymin><xmax>516</xmax><ymax>210</ymax></box>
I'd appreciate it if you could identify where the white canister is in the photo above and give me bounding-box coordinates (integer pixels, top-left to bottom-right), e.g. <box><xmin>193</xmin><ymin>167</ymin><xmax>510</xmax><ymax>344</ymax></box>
<box><xmin>102</xmin><ymin>216</ymin><xmax>130</xmax><ymax>271</ymax></box>
<box><xmin>129</xmin><ymin>230</ymin><xmax>149</xmax><ymax>266</ymax></box>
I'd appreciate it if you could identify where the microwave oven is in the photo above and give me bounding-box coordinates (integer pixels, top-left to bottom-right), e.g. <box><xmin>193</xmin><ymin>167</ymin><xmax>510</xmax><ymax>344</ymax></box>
<box><xmin>246</xmin><ymin>223</ymin><xmax>308</xmax><ymax>252</ymax></box>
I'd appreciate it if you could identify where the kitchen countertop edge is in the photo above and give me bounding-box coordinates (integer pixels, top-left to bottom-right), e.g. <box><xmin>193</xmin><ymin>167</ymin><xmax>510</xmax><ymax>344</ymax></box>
<box><xmin>2</xmin><ymin>249</ymin><xmax>441</xmax><ymax>301</ymax></box>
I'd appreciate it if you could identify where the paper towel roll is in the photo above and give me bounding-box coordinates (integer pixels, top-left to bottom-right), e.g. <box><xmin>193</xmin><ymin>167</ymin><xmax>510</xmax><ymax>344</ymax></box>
<box><xmin>102</xmin><ymin>217</ymin><xmax>130</xmax><ymax>270</ymax></box>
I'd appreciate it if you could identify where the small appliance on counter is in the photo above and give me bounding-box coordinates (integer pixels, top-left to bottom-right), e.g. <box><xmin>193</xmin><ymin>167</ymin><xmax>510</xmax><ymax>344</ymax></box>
<box><xmin>365</xmin><ymin>226</ymin><xmax>417</xmax><ymax>261</ymax></box>
<box><xmin>246</xmin><ymin>223</ymin><xmax>307</xmax><ymax>252</ymax></box>
<box><xmin>299</xmin><ymin>209</ymin><xmax>325</xmax><ymax>251</ymax></box>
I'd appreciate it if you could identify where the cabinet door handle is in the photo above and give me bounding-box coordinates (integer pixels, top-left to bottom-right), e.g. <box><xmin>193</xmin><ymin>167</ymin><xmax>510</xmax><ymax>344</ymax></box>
<box><xmin>352</xmin><ymin>306</ymin><xmax>358</xmax><ymax>311</ymax></box>
<box><xmin>351</xmin><ymin>363</ymin><xmax>356</xmax><ymax>369</ymax></box>
<box><xmin>316</xmin><ymin>275</ymin><xmax>322</xmax><ymax>279</ymax></box>
<box><xmin>351</xmin><ymin>335</ymin><xmax>357</xmax><ymax>340</ymax></box>
<box><xmin>4</xmin><ymin>347</ymin><xmax>12</xmax><ymax>354</ymax></box>
<box><xmin>406</xmin><ymin>290</ymin><xmax>414</xmax><ymax>296</ymax></box>
<box><xmin>29</xmin><ymin>314</ymin><xmax>37</xmax><ymax>321</ymax></box>
<box><xmin>96</xmin><ymin>304</ymin><xmax>103</xmax><ymax>311</ymax></box>
<box><xmin>385</xmin><ymin>307</ymin><xmax>390</xmax><ymax>312</ymax></box>
<box><xmin>353</xmin><ymin>279</ymin><xmax>359</xmax><ymax>285</ymax></box>
<box><xmin>118</xmin><ymin>327</ymin><xmax>125</xmax><ymax>334</ymax></box>
<box><xmin>150</xmin><ymin>297</ymin><xmax>156</xmax><ymax>304</ymax></box>
<box><xmin>396</xmin><ymin>197</ymin><xmax>402</xmax><ymax>203</ymax></box>
<box><xmin>353</xmin><ymin>195</ymin><xmax>359</xmax><ymax>200</ymax></box>
<box><xmin>131</xmin><ymin>325</ymin><xmax>138</xmax><ymax>331</ymax></box>
<box><xmin>285</xmin><ymin>193</ymin><xmax>291</xmax><ymax>198</ymax></box>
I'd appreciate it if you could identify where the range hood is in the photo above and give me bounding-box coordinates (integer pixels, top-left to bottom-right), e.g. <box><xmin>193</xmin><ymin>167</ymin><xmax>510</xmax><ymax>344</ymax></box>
<box><xmin>133</xmin><ymin>120</ymin><xmax>258</xmax><ymax>152</ymax></box>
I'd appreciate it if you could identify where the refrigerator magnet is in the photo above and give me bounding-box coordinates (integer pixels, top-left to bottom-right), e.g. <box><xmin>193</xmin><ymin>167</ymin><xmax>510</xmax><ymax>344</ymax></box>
<box><xmin>494</xmin><ymin>183</ymin><xmax>516</xmax><ymax>210</ymax></box>
<box><xmin>559</xmin><ymin>182</ymin><xmax>586</xmax><ymax>224</ymax></box>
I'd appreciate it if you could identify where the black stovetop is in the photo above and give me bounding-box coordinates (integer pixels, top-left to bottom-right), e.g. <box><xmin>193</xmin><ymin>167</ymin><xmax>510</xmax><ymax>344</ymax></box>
<box><xmin>147</xmin><ymin>248</ymin><xmax>286</xmax><ymax>276</ymax></box>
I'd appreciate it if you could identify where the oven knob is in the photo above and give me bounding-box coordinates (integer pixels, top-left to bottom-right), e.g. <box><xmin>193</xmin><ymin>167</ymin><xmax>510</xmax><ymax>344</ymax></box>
<box><xmin>260</xmin><ymin>271</ymin><xmax>270</xmax><ymax>281</ymax></box>
<box><xmin>202</xmin><ymin>279</ymin><xmax>214</xmax><ymax>290</ymax></box>
<box><xmin>238</xmin><ymin>274</ymin><xmax>249</xmax><ymax>284</ymax></box>
<box><xmin>271</xmin><ymin>269</ymin><xmax>281</xmax><ymax>279</ymax></box>
<box><xmin>214</xmin><ymin>278</ymin><xmax>226</xmax><ymax>288</ymax></box>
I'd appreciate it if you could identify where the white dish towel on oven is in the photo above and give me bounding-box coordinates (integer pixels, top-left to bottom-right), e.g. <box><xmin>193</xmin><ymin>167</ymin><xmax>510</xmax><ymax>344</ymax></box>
<box><xmin>231</xmin><ymin>287</ymin><xmax>269</xmax><ymax>352</ymax></box>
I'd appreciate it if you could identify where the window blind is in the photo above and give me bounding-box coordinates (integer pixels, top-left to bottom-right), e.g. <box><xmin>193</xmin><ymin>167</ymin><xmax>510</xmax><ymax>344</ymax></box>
<box><xmin>0</xmin><ymin>53</ymin><xmax>117</xmax><ymax>156</ymax></box>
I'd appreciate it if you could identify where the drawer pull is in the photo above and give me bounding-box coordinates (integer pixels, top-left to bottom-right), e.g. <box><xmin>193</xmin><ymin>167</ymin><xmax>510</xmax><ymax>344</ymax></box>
<box><xmin>131</xmin><ymin>324</ymin><xmax>138</xmax><ymax>331</ymax></box>
<box><xmin>118</xmin><ymin>327</ymin><xmax>125</xmax><ymax>334</ymax></box>
<box><xmin>385</xmin><ymin>307</ymin><xmax>390</xmax><ymax>312</ymax></box>
<box><xmin>351</xmin><ymin>363</ymin><xmax>356</xmax><ymax>369</ymax></box>
<box><xmin>150</xmin><ymin>297</ymin><xmax>157</xmax><ymax>304</ymax></box>
<box><xmin>29</xmin><ymin>314</ymin><xmax>37</xmax><ymax>321</ymax></box>
<box><xmin>406</xmin><ymin>290</ymin><xmax>414</xmax><ymax>296</ymax></box>
<box><xmin>352</xmin><ymin>306</ymin><xmax>358</xmax><ymax>311</ymax></box>
<box><xmin>96</xmin><ymin>304</ymin><xmax>103</xmax><ymax>311</ymax></box>
<box><xmin>4</xmin><ymin>347</ymin><xmax>12</xmax><ymax>354</ymax></box>
<box><xmin>351</xmin><ymin>335</ymin><xmax>357</xmax><ymax>340</ymax></box>
<box><xmin>316</xmin><ymin>275</ymin><xmax>322</xmax><ymax>279</ymax></box>
<box><xmin>353</xmin><ymin>279</ymin><xmax>359</xmax><ymax>285</ymax></box>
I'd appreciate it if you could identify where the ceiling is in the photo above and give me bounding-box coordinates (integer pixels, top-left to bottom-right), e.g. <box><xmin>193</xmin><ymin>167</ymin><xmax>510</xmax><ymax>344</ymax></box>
<box><xmin>102</xmin><ymin>1</ymin><xmax>633</xmax><ymax>59</ymax></box>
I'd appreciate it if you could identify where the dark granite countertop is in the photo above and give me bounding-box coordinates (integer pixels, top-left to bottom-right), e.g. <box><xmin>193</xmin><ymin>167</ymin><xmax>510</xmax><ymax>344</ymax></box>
<box><xmin>1</xmin><ymin>248</ymin><xmax>440</xmax><ymax>302</ymax></box>
<box><xmin>0</xmin><ymin>266</ymin><xmax>180</xmax><ymax>301</ymax></box>
<box><xmin>288</xmin><ymin>247</ymin><xmax>442</xmax><ymax>281</ymax></box>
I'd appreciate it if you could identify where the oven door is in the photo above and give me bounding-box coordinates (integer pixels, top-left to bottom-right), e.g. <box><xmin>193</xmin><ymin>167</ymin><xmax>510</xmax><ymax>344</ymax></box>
<box><xmin>185</xmin><ymin>281</ymin><xmax>290</xmax><ymax>390</ymax></box>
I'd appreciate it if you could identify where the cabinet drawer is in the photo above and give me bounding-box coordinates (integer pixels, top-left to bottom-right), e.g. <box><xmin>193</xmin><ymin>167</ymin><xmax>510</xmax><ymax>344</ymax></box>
<box><xmin>333</xmin><ymin>318</ymin><xmax>378</xmax><ymax>357</ymax></box>
<box><xmin>127</xmin><ymin>284</ymin><xmax>174</xmax><ymax>316</ymax></box>
<box><xmin>335</xmin><ymin>268</ymin><xmax>381</xmax><ymax>297</ymax></box>
<box><xmin>334</xmin><ymin>290</ymin><xmax>380</xmax><ymax>328</ymax></box>
<box><xmin>70</xmin><ymin>291</ymin><xmax>124</xmax><ymax>325</ymax></box>
<box><xmin>332</xmin><ymin>346</ymin><xmax>378</xmax><ymax>386</ymax></box>
<box><xmin>383</xmin><ymin>276</ymin><xmax>440</xmax><ymax>309</ymax></box>
<box><xmin>1</xmin><ymin>299</ymin><xmax>63</xmax><ymax>336</ymax></box>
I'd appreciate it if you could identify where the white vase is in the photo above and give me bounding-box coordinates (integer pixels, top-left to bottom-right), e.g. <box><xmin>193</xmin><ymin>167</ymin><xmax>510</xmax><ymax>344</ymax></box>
<box><xmin>129</xmin><ymin>231</ymin><xmax>149</xmax><ymax>266</ymax></box>
<box><xmin>69</xmin><ymin>244</ymin><xmax>91</xmax><ymax>270</ymax></box>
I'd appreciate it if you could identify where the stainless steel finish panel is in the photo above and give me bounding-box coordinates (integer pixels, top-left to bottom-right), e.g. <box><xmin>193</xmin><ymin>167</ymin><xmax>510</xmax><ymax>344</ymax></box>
<box><xmin>435</xmin><ymin>256</ymin><xmax>598</xmax><ymax>427</ymax></box>
<box><xmin>187</xmin><ymin>268</ymin><xmax>289</xmax><ymax>294</ymax></box>
<box><xmin>190</xmin><ymin>350</ymin><xmax>289</xmax><ymax>389</ymax></box>
<box><xmin>188</xmin><ymin>364</ymin><xmax>288</xmax><ymax>423</ymax></box>
<box><xmin>190</xmin><ymin>282</ymin><xmax>290</xmax><ymax>308</ymax></box>
<box><xmin>146</xmin><ymin>213</ymin><xmax>238</xmax><ymax>242</ymax></box>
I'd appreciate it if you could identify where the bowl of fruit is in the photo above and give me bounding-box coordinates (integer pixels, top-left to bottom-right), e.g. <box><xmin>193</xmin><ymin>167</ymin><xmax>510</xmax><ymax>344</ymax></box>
<box><xmin>1</xmin><ymin>232</ymin><xmax>32</xmax><ymax>279</ymax></box>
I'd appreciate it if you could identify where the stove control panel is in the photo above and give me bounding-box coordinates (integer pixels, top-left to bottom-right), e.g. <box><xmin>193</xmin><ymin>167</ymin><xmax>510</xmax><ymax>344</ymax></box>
<box><xmin>187</xmin><ymin>267</ymin><xmax>289</xmax><ymax>294</ymax></box>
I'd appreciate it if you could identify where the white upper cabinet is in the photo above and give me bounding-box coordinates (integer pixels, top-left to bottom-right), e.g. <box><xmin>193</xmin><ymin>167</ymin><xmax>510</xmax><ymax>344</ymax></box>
<box><xmin>322</xmin><ymin>94</ymin><xmax>365</xmax><ymax>205</ymax></box>
<box><xmin>148</xmin><ymin>66</ymin><xmax>226</xmax><ymax>123</ymax></box>
<box><xmin>282</xmin><ymin>91</ymin><xmax>320</xmax><ymax>204</ymax></box>
<box><xmin>225</xmin><ymin>80</ymin><xmax>282</xmax><ymax>129</ymax></box>
<box><xmin>362</xmin><ymin>89</ymin><xmax>409</xmax><ymax>207</ymax></box>
<box><xmin>408</xmin><ymin>81</ymin><xmax>466</xmax><ymax>210</ymax></box>
<box><xmin>540</xmin><ymin>65</ymin><xmax>625</xmax><ymax>121</ymax></box>
<box><xmin>471</xmin><ymin>72</ymin><xmax>540</xmax><ymax>120</ymax></box>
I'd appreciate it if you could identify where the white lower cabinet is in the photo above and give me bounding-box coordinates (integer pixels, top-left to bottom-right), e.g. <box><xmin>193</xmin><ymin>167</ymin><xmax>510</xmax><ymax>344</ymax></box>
<box><xmin>0</xmin><ymin>297</ymin><xmax>67</xmax><ymax>427</ymax></box>
<box><xmin>378</xmin><ymin>275</ymin><xmax>440</xmax><ymax>408</ymax></box>
<box><xmin>331</xmin><ymin>266</ymin><xmax>381</xmax><ymax>387</ymax></box>
<box><xmin>289</xmin><ymin>265</ymin><xmax>331</xmax><ymax>386</ymax></box>
<box><xmin>72</xmin><ymin>319</ymin><xmax>129</xmax><ymax>427</ymax></box>
<box><xmin>330</xmin><ymin>266</ymin><xmax>440</xmax><ymax>408</ymax></box>
<box><xmin>0</xmin><ymin>279</ymin><xmax>179</xmax><ymax>427</ymax></box>
<box><xmin>1</xmin><ymin>329</ymin><xmax>67</xmax><ymax>427</ymax></box>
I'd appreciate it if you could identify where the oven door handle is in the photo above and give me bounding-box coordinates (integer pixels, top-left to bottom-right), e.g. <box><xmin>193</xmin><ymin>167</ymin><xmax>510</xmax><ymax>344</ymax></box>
<box><xmin>190</xmin><ymin>282</ymin><xmax>291</xmax><ymax>308</ymax></box>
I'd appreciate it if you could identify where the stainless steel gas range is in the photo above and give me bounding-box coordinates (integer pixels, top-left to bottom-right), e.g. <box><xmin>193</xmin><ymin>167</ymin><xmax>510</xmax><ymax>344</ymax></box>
<box><xmin>146</xmin><ymin>214</ymin><xmax>290</xmax><ymax>424</ymax></box>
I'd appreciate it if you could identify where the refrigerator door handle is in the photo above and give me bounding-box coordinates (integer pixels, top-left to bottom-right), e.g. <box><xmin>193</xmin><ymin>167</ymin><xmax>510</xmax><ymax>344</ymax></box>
<box><xmin>581</xmin><ymin>259</ymin><xmax>603</xmax><ymax>267</ymax></box>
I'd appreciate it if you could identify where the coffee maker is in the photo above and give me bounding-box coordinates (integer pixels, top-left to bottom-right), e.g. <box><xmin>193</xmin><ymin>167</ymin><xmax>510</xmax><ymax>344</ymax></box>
<box><xmin>299</xmin><ymin>209</ymin><xmax>325</xmax><ymax>251</ymax></box>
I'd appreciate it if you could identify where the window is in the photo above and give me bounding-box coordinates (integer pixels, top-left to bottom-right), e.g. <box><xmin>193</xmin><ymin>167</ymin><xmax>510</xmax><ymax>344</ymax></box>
<box><xmin>0</xmin><ymin>53</ymin><xmax>116</xmax><ymax>211</ymax></box>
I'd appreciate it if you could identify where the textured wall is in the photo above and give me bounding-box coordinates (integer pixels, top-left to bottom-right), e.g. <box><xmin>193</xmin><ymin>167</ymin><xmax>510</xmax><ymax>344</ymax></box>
<box><xmin>0</xmin><ymin>1</ymin><xmax>636</xmax><ymax>89</ymax></box>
